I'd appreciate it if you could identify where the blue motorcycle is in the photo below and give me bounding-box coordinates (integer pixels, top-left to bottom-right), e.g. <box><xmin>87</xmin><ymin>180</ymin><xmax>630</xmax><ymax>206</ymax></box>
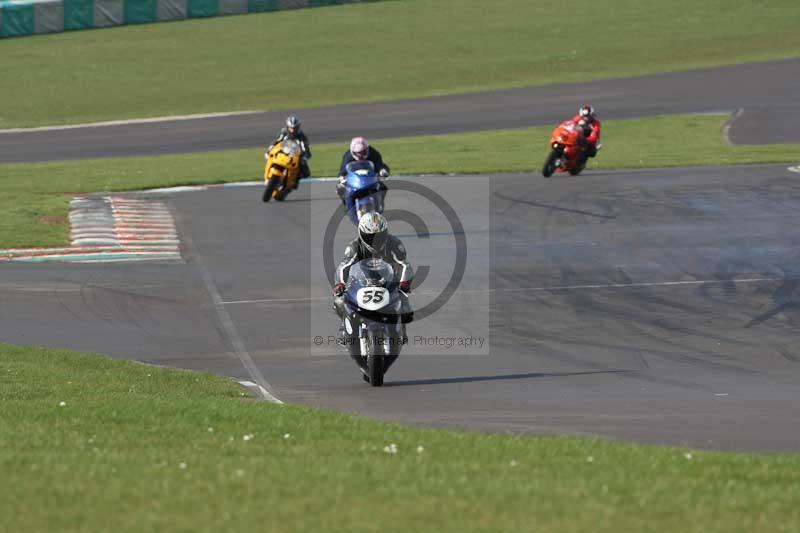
<box><xmin>341</xmin><ymin>258</ymin><xmax>413</xmax><ymax>386</ymax></box>
<box><xmin>342</xmin><ymin>161</ymin><xmax>387</xmax><ymax>224</ymax></box>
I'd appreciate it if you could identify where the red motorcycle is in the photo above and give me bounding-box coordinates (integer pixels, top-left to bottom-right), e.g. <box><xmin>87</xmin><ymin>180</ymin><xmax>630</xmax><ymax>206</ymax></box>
<box><xmin>542</xmin><ymin>120</ymin><xmax>587</xmax><ymax>177</ymax></box>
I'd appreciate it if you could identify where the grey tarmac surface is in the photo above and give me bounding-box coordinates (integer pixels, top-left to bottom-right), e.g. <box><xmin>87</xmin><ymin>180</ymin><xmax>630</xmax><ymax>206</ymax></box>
<box><xmin>3</xmin><ymin>163</ymin><xmax>800</xmax><ymax>452</ymax></box>
<box><xmin>1</xmin><ymin>58</ymin><xmax>799</xmax><ymax>163</ymax></box>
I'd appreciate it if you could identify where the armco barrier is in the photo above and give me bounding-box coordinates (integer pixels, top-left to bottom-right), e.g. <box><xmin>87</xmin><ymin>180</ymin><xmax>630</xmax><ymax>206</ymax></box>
<box><xmin>0</xmin><ymin>0</ymin><xmax>383</xmax><ymax>38</ymax></box>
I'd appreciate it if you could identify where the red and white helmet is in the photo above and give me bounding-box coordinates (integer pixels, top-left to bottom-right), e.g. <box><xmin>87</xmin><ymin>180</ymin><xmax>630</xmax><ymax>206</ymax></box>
<box><xmin>350</xmin><ymin>137</ymin><xmax>369</xmax><ymax>160</ymax></box>
<box><xmin>578</xmin><ymin>105</ymin><xmax>596</xmax><ymax>120</ymax></box>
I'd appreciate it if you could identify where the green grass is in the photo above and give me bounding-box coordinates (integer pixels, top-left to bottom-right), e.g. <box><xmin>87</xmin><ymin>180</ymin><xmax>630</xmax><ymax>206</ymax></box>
<box><xmin>1</xmin><ymin>114</ymin><xmax>799</xmax><ymax>249</ymax></box>
<box><xmin>1</xmin><ymin>0</ymin><xmax>799</xmax><ymax>128</ymax></box>
<box><xmin>1</xmin><ymin>342</ymin><xmax>799</xmax><ymax>533</ymax></box>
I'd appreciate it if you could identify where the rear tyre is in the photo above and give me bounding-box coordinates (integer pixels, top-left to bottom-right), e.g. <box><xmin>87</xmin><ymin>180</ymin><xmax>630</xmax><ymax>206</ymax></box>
<box><xmin>569</xmin><ymin>164</ymin><xmax>585</xmax><ymax>176</ymax></box>
<box><xmin>542</xmin><ymin>148</ymin><xmax>560</xmax><ymax>178</ymax></box>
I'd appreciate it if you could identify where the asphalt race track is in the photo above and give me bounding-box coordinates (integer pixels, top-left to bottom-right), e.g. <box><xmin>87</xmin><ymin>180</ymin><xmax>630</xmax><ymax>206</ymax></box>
<box><xmin>0</xmin><ymin>58</ymin><xmax>799</xmax><ymax>163</ymax></box>
<box><xmin>2</xmin><ymin>59</ymin><xmax>800</xmax><ymax>452</ymax></box>
<box><xmin>3</xmin><ymin>163</ymin><xmax>800</xmax><ymax>452</ymax></box>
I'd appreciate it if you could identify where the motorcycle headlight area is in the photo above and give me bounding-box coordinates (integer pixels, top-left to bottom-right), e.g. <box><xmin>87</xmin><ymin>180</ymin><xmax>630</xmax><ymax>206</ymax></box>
<box><xmin>346</xmin><ymin>294</ymin><xmax>403</xmax><ymax>323</ymax></box>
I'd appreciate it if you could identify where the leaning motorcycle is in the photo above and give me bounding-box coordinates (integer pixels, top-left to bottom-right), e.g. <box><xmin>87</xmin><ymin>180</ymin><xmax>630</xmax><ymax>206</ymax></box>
<box><xmin>342</xmin><ymin>161</ymin><xmax>387</xmax><ymax>224</ymax></box>
<box><xmin>541</xmin><ymin>120</ymin><xmax>587</xmax><ymax>177</ymax></box>
<box><xmin>340</xmin><ymin>258</ymin><xmax>413</xmax><ymax>386</ymax></box>
<box><xmin>262</xmin><ymin>139</ymin><xmax>302</xmax><ymax>202</ymax></box>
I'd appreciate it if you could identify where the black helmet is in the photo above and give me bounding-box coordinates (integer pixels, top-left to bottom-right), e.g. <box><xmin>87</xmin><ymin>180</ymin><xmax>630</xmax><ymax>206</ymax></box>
<box><xmin>286</xmin><ymin>115</ymin><xmax>301</xmax><ymax>132</ymax></box>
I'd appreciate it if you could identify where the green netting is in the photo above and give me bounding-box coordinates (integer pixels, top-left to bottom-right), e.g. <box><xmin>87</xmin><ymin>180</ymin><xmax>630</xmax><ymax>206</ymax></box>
<box><xmin>124</xmin><ymin>0</ymin><xmax>156</xmax><ymax>24</ymax></box>
<box><xmin>248</xmin><ymin>0</ymin><xmax>279</xmax><ymax>13</ymax></box>
<box><xmin>64</xmin><ymin>0</ymin><xmax>94</xmax><ymax>30</ymax></box>
<box><xmin>310</xmin><ymin>0</ymin><xmax>344</xmax><ymax>6</ymax></box>
<box><xmin>188</xmin><ymin>0</ymin><xmax>217</xmax><ymax>18</ymax></box>
<box><xmin>0</xmin><ymin>2</ymin><xmax>34</xmax><ymax>37</ymax></box>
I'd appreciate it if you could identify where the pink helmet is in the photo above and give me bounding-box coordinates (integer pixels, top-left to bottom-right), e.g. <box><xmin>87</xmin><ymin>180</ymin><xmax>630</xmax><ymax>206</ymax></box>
<box><xmin>350</xmin><ymin>137</ymin><xmax>369</xmax><ymax>160</ymax></box>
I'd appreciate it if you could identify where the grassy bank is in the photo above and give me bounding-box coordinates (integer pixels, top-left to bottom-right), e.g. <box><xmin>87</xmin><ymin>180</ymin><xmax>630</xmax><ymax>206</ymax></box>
<box><xmin>1</xmin><ymin>343</ymin><xmax>799</xmax><ymax>532</ymax></box>
<box><xmin>1</xmin><ymin>0</ymin><xmax>799</xmax><ymax>127</ymax></box>
<box><xmin>1</xmin><ymin>114</ymin><xmax>799</xmax><ymax>249</ymax></box>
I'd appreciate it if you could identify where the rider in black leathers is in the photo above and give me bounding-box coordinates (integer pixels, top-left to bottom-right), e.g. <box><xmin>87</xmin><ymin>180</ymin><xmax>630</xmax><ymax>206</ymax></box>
<box><xmin>333</xmin><ymin>212</ymin><xmax>412</xmax><ymax>319</ymax></box>
<box><xmin>336</xmin><ymin>136</ymin><xmax>390</xmax><ymax>200</ymax></box>
<box><xmin>332</xmin><ymin>213</ymin><xmax>412</xmax><ymax>371</ymax></box>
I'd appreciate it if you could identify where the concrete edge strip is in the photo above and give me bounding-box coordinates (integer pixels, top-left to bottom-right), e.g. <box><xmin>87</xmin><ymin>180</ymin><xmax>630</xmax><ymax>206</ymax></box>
<box><xmin>238</xmin><ymin>381</ymin><xmax>281</xmax><ymax>402</ymax></box>
<box><xmin>0</xmin><ymin>111</ymin><xmax>262</xmax><ymax>135</ymax></box>
<box><xmin>721</xmin><ymin>108</ymin><xmax>744</xmax><ymax>146</ymax></box>
<box><xmin>140</xmin><ymin>176</ymin><xmax>345</xmax><ymax>194</ymax></box>
<box><xmin>15</xmin><ymin>253</ymin><xmax>182</xmax><ymax>263</ymax></box>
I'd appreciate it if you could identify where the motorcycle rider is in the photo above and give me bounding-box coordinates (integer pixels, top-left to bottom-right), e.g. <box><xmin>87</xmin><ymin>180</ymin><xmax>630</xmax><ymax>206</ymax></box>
<box><xmin>571</xmin><ymin>105</ymin><xmax>601</xmax><ymax>164</ymax></box>
<box><xmin>269</xmin><ymin>115</ymin><xmax>311</xmax><ymax>188</ymax></box>
<box><xmin>336</xmin><ymin>137</ymin><xmax>390</xmax><ymax>200</ymax></box>
<box><xmin>332</xmin><ymin>212</ymin><xmax>412</xmax><ymax>321</ymax></box>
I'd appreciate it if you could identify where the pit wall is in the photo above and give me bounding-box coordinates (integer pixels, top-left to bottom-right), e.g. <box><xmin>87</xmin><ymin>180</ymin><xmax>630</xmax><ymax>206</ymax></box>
<box><xmin>0</xmin><ymin>0</ymin><xmax>383</xmax><ymax>38</ymax></box>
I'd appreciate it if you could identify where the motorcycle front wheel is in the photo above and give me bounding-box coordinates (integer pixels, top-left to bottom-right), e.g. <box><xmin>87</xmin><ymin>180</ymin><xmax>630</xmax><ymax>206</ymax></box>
<box><xmin>275</xmin><ymin>176</ymin><xmax>289</xmax><ymax>201</ymax></box>
<box><xmin>365</xmin><ymin>330</ymin><xmax>384</xmax><ymax>387</ymax></box>
<box><xmin>542</xmin><ymin>148</ymin><xmax>560</xmax><ymax>178</ymax></box>
<box><xmin>263</xmin><ymin>176</ymin><xmax>280</xmax><ymax>202</ymax></box>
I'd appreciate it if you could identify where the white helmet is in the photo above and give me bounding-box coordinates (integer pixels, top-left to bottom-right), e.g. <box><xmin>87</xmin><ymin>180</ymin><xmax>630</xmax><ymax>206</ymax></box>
<box><xmin>350</xmin><ymin>137</ymin><xmax>369</xmax><ymax>160</ymax></box>
<box><xmin>358</xmin><ymin>212</ymin><xmax>388</xmax><ymax>254</ymax></box>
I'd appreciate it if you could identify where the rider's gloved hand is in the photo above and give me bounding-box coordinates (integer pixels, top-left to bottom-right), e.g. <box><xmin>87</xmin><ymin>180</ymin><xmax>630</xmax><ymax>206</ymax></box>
<box><xmin>399</xmin><ymin>281</ymin><xmax>411</xmax><ymax>293</ymax></box>
<box><xmin>333</xmin><ymin>282</ymin><xmax>346</xmax><ymax>296</ymax></box>
<box><xmin>379</xmin><ymin>168</ymin><xmax>389</xmax><ymax>178</ymax></box>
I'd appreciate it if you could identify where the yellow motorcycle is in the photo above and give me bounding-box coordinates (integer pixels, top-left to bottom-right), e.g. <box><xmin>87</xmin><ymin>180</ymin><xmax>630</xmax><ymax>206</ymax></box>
<box><xmin>262</xmin><ymin>139</ymin><xmax>302</xmax><ymax>202</ymax></box>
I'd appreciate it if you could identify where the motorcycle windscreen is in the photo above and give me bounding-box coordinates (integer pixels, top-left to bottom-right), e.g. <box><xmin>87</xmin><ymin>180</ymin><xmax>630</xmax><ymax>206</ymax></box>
<box><xmin>345</xmin><ymin>258</ymin><xmax>402</xmax><ymax>320</ymax></box>
<box><xmin>355</xmin><ymin>192</ymin><xmax>383</xmax><ymax>214</ymax></box>
<box><xmin>281</xmin><ymin>139</ymin><xmax>302</xmax><ymax>157</ymax></box>
<box><xmin>345</xmin><ymin>161</ymin><xmax>378</xmax><ymax>190</ymax></box>
<box><xmin>348</xmin><ymin>191</ymin><xmax>384</xmax><ymax>225</ymax></box>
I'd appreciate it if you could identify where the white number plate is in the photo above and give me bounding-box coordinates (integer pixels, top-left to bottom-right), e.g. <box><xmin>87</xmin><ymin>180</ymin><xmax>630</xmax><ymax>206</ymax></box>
<box><xmin>356</xmin><ymin>287</ymin><xmax>389</xmax><ymax>310</ymax></box>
